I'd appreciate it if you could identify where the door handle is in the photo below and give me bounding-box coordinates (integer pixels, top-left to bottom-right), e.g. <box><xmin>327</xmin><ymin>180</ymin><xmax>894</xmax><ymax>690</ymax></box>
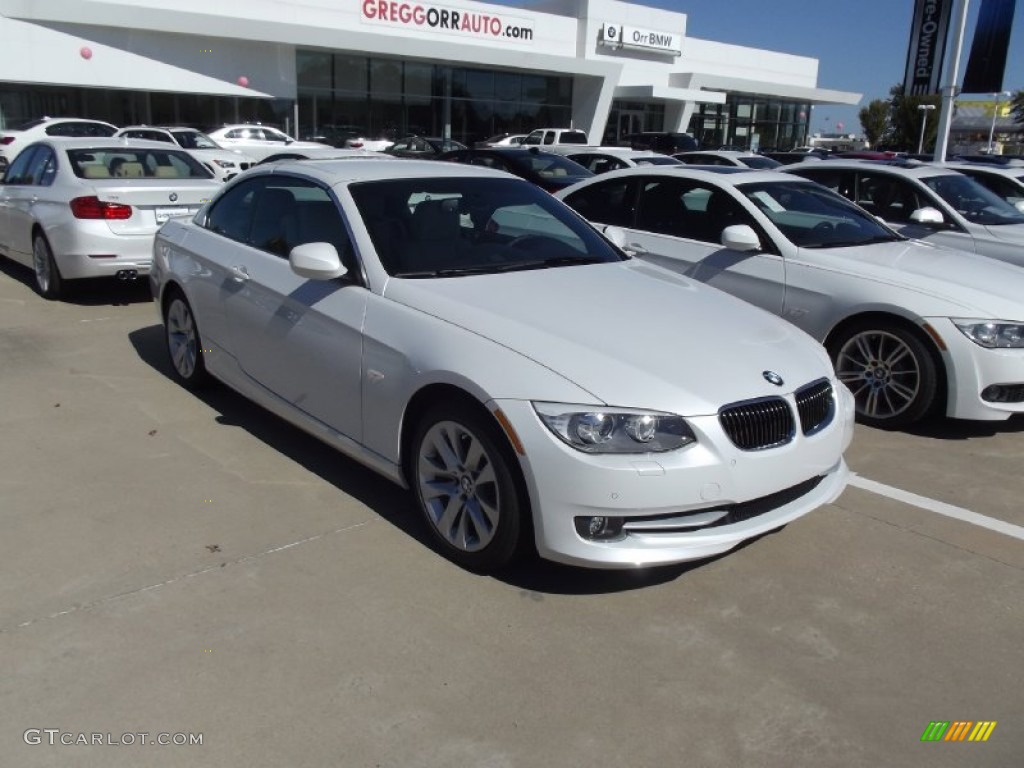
<box><xmin>230</xmin><ymin>265</ymin><xmax>250</xmax><ymax>282</ymax></box>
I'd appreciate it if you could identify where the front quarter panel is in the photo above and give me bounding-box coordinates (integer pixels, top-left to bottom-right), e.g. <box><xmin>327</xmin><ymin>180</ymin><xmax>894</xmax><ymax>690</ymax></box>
<box><xmin>359</xmin><ymin>290</ymin><xmax>595</xmax><ymax>465</ymax></box>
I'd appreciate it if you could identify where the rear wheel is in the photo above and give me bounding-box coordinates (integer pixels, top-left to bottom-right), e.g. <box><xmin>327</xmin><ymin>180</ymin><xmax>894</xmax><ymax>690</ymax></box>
<box><xmin>411</xmin><ymin>403</ymin><xmax>525</xmax><ymax>572</ymax></box>
<box><xmin>830</xmin><ymin>322</ymin><xmax>939</xmax><ymax>429</ymax></box>
<box><xmin>32</xmin><ymin>235</ymin><xmax>64</xmax><ymax>300</ymax></box>
<box><xmin>164</xmin><ymin>292</ymin><xmax>209</xmax><ymax>389</ymax></box>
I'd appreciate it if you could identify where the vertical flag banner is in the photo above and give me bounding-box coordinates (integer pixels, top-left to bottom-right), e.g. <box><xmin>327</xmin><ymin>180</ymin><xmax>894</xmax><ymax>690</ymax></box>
<box><xmin>904</xmin><ymin>0</ymin><xmax>954</xmax><ymax>95</ymax></box>
<box><xmin>962</xmin><ymin>0</ymin><xmax>1018</xmax><ymax>93</ymax></box>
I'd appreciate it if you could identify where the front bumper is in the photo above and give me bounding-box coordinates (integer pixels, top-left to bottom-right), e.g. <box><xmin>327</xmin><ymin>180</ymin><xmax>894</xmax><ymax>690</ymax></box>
<box><xmin>492</xmin><ymin>383</ymin><xmax>854</xmax><ymax>569</ymax></box>
<box><xmin>929</xmin><ymin>317</ymin><xmax>1024</xmax><ymax>421</ymax></box>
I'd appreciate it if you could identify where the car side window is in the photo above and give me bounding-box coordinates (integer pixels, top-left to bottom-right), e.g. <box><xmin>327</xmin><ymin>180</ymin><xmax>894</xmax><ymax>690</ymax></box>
<box><xmin>543</xmin><ymin>132</ymin><xmax>555</xmax><ymax>145</ymax></box>
<box><xmin>2</xmin><ymin>146</ymin><xmax>40</xmax><ymax>185</ymax></box>
<box><xmin>29</xmin><ymin>146</ymin><xmax>57</xmax><ymax>186</ymax></box>
<box><xmin>857</xmin><ymin>174</ymin><xmax>924</xmax><ymax>224</ymax></box>
<box><xmin>563</xmin><ymin>179</ymin><xmax>636</xmax><ymax>227</ymax></box>
<box><xmin>637</xmin><ymin>179</ymin><xmax>753</xmax><ymax>244</ymax></box>
<box><xmin>204</xmin><ymin>177</ymin><xmax>263</xmax><ymax>242</ymax></box>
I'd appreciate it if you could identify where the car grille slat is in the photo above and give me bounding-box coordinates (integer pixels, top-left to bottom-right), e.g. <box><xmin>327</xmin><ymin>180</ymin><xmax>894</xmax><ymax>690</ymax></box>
<box><xmin>795</xmin><ymin>379</ymin><xmax>835</xmax><ymax>436</ymax></box>
<box><xmin>719</xmin><ymin>397</ymin><xmax>794</xmax><ymax>451</ymax></box>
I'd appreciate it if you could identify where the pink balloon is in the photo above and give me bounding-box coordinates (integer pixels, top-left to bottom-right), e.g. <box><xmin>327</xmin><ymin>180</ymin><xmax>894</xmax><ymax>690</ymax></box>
<box><xmin>798</xmin><ymin>111</ymin><xmax>806</xmax><ymax>120</ymax></box>
<box><xmin>836</xmin><ymin>122</ymin><xmax>845</xmax><ymax>131</ymax></box>
<box><xmin>80</xmin><ymin>46</ymin><xmax>93</xmax><ymax>60</ymax></box>
<box><xmin>237</xmin><ymin>76</ymin><xmax>249</xmax><ymax>88</ymax></box>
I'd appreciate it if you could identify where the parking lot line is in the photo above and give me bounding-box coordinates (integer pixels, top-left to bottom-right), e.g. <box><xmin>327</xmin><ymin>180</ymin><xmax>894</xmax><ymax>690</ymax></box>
<box><xmin>849</xmin><ymin>474</ymin><xmax>1024</xmax><ymax>541</ymax></box>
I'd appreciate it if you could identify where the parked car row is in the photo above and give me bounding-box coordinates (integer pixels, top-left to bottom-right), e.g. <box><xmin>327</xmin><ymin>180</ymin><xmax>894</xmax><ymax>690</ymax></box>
<box><xmin>7</xmin><ymin>134</ymin><xmax>1024</xmax><ymax>575</ymax></box>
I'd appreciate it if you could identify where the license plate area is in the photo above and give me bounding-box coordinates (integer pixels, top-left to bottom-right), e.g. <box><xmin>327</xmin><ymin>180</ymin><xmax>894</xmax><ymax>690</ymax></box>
<box><xmin>155</xmin><ymin>206</ymin><xmax>198</xmax><ymax>224</ymax></box>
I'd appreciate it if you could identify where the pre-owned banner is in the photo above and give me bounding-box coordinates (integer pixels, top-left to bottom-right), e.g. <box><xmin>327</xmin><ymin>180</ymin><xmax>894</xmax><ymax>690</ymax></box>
<box><xmin>962</xmin><ymin>0</ymin><xmax>1018</xmax><ymax>94</ymax></box>
<box><xmin>903</xmin><ymin>0</ymin><xmax>953</xmax><ymax>95</ymax></box>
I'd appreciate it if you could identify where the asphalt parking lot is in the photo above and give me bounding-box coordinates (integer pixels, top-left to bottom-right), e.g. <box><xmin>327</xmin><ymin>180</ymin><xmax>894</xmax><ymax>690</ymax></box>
<box><xmin>1</xmin><ymin>261</ymin><xmax>1021</xmax><ymax>768</ymax></box>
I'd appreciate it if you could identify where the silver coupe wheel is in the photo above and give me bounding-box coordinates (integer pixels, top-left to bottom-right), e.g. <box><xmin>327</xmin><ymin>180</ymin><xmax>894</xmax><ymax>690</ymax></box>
<box><xmin>417</xmin><ymin>420</ymin><xmax>501</xmax><ymax>553</ymax></box>
<box><xmin>164</xmin><ymin>294</ymin><xmax>208</xmax><ymax>388</ymax></box>
<box><xmin>833</xmin><ymin>325</ymin><xmax>937</xmax><ymax>428</ymax></box>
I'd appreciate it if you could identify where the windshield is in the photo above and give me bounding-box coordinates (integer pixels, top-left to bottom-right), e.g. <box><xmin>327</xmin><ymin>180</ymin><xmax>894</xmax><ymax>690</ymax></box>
<box><xmin>740</xmin><ymin>156</ymin><xmax>782</xmax><ymax>170</ymax></box>
<box><xmin>506</xmin><ymin>152</ymin><xmax>591</xmax><ymax>180</ymax></box>
<box><xmin>738</xmin><ymin>180</ymin><xmax>901</xmax><ymax>248</ymax></box>
<box><xmin>350</xmin><ymin>177</ymin><xmax>625</xmax><ymax>278</ymax></box>
<box><xmin>67</xmin><ymin>147</ymin><xmax>213</xmax><ymax>179</ymax></box>
<box><xmin>171</xmin><ymin>130</ymin><xmax>221</xmax><ymax>149</ymax></box>
<box><xmin>921</xmin><ymin>173</ymin><xmax>1024</xmax><ymax>226</ymax></box>
<box><xmin>633</xmin><ymin>156</ymin><xmax>680</xmax><ymax>166</ymax></box>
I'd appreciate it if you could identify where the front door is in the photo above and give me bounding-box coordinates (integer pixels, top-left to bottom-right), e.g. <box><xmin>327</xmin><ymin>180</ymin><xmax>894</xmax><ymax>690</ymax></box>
<box><xmin>617</xmin><ymin>110</ymin><xmax>645</xmax><ymax>143</ymax></box>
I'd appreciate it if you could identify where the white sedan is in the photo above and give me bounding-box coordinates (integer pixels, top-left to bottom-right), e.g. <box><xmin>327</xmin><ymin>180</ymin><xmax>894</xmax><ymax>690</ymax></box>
<box><xmin>0</xmin><ymin>137</ymin><xmax>220</xmax><ymax>299</ymax></box>
<box><xmin>784</xmin><ymin>159</ymin><xmax>1024</xmax><ymax>266</ymax></box>
<box><xmin>151</xmin><ymin>159</ymin><xmax>852</xmax><ymax>572</ymax></box>
<box><xmin>558</xmin><ymin>166</ymin><xmax>1024</xmax><ymax>427</ymax></box>
<box><xmin>206</xmin><ymin>124</ymin><xmax>356</xmax><ymax>164</ymax></box>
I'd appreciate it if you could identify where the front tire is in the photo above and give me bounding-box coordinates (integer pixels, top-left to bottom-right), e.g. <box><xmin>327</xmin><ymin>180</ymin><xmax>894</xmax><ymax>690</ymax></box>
<box><xmin>163</xmin><ymin>292</ymin><xmax>210</xmax><ymax>389</ymax></box>
<box><xmin>830</xmin><ymin>322</ymin><xmax>939</xmax><ymax>429</ymax></box>
<box><xmin>411</xmin><ymin>403</ymin><xmax>525</xmax><ymax>572</ymax></box>
<box><xmin>32</xmin><ymin>235</ymin><xmax>64</xmax><ymax>300</ymax></box>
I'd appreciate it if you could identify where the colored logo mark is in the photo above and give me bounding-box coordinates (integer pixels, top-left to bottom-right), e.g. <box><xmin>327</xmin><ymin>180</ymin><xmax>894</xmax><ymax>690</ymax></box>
<box><xmin>921</xmin><ymin>721</ymin><xmax>997</xmax><ymax>742</ymax></box>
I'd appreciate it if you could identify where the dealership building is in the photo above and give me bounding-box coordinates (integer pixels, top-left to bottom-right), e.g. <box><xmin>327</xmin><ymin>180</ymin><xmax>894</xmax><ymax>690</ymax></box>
<box><xmin>0</xmin><ymin>0</ymin><xmax>860</xmax><ymax>150</ymax></box>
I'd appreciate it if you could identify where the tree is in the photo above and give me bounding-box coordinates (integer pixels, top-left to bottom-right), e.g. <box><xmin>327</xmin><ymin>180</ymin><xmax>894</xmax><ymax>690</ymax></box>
<box><xmin>858</xmin><ymin>99</ymin><xmax>890</xmax><ymax>147</ymax></box>
<box><xmin>1012</xmin><ymin>89</ymin><xmax>1024</xmax><ymax>124</ymax></box>
<box><xmin>887</xmin><ymin>83</ymin><xmax>941</xmax><ymax>151</ymax></box>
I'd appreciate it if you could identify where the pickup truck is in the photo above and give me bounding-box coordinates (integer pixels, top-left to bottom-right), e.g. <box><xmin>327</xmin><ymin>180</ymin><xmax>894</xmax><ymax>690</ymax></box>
<box><xmin>522</xmin><ymin>128</ymin><xmax>589</xmax><ymax>146</ymax></box>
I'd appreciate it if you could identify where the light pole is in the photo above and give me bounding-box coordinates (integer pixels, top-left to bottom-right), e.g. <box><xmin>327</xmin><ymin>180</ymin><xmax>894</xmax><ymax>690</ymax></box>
<box><xmin>987</xmin><ymin>91</ymin><xmax>1011</xmax><ymax>154</ymax></box>
<box><xmin>917</xmin><ymin>104</ymin><xmax>936</xmax><ymax>154</ymax></box>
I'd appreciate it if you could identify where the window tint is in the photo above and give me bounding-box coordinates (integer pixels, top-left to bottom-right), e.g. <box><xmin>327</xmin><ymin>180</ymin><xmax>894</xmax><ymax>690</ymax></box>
<box><xmin>856</xmin><ymin>174</ymin><xmax>926</xmax><ymax>224</ymax></box>
<box><xmin>66</xmin><ymin>148</ymin><xmax>211</xmax><ymax>179</ymax></box>
<box><xmin>920</xmin><ymin>173</ymin><xmax>1024</xmax><ymax>226</ymax></box>
<box><xmin>636</xmin><ymin>179</ymin><xmax>755</xmax><ymax>244</ymax></box>
<box><xmin>542</xmin><ymin>132</ymin><xmax>555</xmax><ymax>145</ymax></box>
<box><xmin>28</xmin><ymin>146</ymin><xmax>57</xmax><ymax>186</ymax></box>
<box><xmin>563</xmin><ymin>179</ymin><xmax>635</xmax><ymax>226</ymax></box>
<box><xmin>350</xmin><ymin>177</ymin><xmax>623</xmax><ymax>276</ymax></box>
<box><xmin>738</xmin><ymin>180</ymin><xmax>897</xmax><ymax>248</ymax></box>
<box><xmin>2</xmin><ymin>146</ymin><xmax>41</xmax><ymax>185</ymax></box>
<box><xmin>205</xmin><ymin>177</ymin><xmax>262</xmax><ymax>242</ymax></box>
<box><xmin>208</xmin><ymin>176</ymin><xmax>355</xmax><ymax>267</ymax></box>
<box><xmin>45</xmin><ymin>121</ymin><xmax>116</xmax><ymax>137</ymax></box>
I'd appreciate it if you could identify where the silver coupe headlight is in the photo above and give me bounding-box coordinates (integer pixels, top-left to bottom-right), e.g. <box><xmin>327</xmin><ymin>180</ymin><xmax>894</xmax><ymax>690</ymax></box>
<box><xmin>953</xmin><ymin>320</ymin><xmax>1024</xmax><ymax>348</ymax></box>
<box><xmin>533</xmin><ymin>402</ymin><xmax>697</xmax><ymax>453</ymax></box>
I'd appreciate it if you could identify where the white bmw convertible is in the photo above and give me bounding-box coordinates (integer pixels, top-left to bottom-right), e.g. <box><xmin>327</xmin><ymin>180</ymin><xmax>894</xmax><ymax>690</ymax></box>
<box><xmin>151</xmin><ymin>159</ymin><xmax>853</xmax><ymax>571</ymax></box>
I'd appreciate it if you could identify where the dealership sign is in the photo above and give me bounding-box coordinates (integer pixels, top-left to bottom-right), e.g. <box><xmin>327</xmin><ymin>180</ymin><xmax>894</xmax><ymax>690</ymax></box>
<box><xmin>361</xmin><ymin>0</ymin><xmax>535</xmax><ymax>42</ymax></box>
<box><xmin>903</xmin><ymin>0</ymin><xmax>952</xmax><ymax>95</ymax></box>
<box><xmin>600</xmin><ymin>23</ymin><xmax>681</xmax><ymax>56</ymax></box>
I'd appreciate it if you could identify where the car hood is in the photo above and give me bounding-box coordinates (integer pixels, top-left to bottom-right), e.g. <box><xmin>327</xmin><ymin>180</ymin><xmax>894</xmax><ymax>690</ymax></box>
<box><xmin>804</xmin><ymin>238</ymin><xmax>1024</xmax><ymax>319</ymax></box>
<box><xmin>980</xmin><ymin>222</ymin><xmax>1024</xmax><ymax>244</ymax></box>
<box><xmin>382</xmin><ymin>260</ymin><xmax>832</xmax><ymax>414</ymax></box>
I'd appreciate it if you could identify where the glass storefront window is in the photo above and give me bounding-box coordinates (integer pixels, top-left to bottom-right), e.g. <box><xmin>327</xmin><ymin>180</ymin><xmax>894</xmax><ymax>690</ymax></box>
<box><xmin>297</xmin><ymin>51</ymin><xmax>332</xmax><ymax>89</ymax></box>
<box><xmin>334</xmin><ymin>55</ymin><xmax>368</xmax><ymax>94</ymax></box>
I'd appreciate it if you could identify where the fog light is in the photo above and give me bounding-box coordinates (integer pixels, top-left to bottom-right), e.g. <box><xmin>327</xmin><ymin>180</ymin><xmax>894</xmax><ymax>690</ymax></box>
<box><xmin>574</xmin><ymin>516</ymin><xmax>625</xmax><ymax>541</ymax></box>
<box><xmin>981</xmin><ymin>384</ymin><xmax>1024</xmax><ymax>403</ymax></box>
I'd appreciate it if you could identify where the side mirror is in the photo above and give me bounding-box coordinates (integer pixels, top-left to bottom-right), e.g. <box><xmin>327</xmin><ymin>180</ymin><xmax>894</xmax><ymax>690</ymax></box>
<box><xmin>603</xmin><ymin>225</ymin><xmax>627</xmax><ymax>248</ymax></box>
<box><xmin>289</xmin><ymin>242</ymin><xmax>348</xmax><ymax>280</ymax></box>
<box><xmin>721</xmin><ymin>224</ymin><xmax>761</xmax><ymax>252</ymax></box>
<box><xmin>909</xmin><ymin>206</ymin><xmax>945</xmax><ymax>225</ymax></box>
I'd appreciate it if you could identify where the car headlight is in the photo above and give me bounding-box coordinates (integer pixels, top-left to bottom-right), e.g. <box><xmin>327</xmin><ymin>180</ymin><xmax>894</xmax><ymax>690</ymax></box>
<box><xmin>212</xmin><ymin>159</ymin><xmax>236</xmax><ymax>168</ymax></box>
<box><xmin>953</xmin><ymin>320</ymin><xmax>1024</xmax><ymax>348</ymax></box>
<box><xmin>533</xmin><ymin>402</ymin><xmax>697</xmax><ymax>453</ymax></box>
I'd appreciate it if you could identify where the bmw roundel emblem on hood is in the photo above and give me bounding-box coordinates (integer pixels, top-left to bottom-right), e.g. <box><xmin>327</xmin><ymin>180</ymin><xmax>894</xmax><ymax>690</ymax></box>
<box><xmin>169</xmin><ymin>193</ymin><xmax>178</xmax><ymax>202</ymax></box>
<box><xmin>763</xmin><ymin>370</ymin><xmax>784</xmax><ymax>386</ymax></box>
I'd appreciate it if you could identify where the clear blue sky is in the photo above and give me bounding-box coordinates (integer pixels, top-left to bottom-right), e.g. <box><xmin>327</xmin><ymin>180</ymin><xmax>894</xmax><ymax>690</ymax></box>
<box><xmin>507</xmin><ymin>0</ymin><xmax>1024</xmax><ymax>135</ymax></box>
<box><xmin>673</xmin><ymin>0</ymin><xmax>1023</xmax><ymax>134</ymax></box>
